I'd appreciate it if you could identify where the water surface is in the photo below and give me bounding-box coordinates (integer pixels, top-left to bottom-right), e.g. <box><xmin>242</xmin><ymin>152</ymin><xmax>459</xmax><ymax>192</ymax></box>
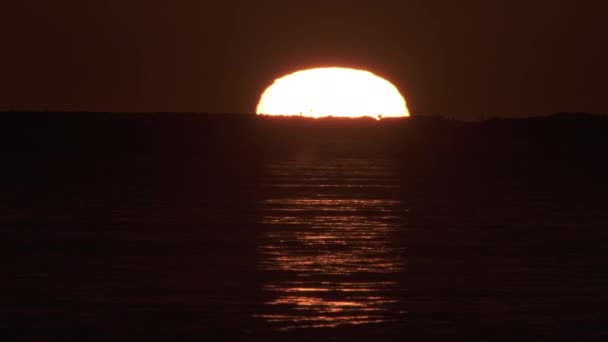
<box><xmin>3</xmin><ymin>154</ymin><xmax>608</xmax><ymax>340</ymax></box>
<box><xmin>256</xmin><ymin>159</ymin><xmax>406</xmax><ymax>330</ymax></box>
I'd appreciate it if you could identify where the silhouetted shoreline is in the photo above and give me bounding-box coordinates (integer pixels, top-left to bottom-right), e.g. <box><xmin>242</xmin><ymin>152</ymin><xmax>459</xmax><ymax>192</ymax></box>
<box><xmin>2</xmin><ymin>111</ymin><xmax>607</xmax><ymax>187</ymax></box>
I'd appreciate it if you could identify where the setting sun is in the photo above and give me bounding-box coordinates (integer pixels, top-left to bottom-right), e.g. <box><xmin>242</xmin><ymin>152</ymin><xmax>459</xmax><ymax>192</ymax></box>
<box><xmin>257</xmin><ymin>67</ymin><xmax>409</xmax><ymax>118</ymax></box>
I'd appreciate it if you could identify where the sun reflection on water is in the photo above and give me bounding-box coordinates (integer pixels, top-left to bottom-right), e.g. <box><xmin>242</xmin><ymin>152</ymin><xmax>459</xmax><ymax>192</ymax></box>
<box><xmin>256</xmin><ymin>159</ymin><xmax>405</xmax><ymax>330</ymax></box>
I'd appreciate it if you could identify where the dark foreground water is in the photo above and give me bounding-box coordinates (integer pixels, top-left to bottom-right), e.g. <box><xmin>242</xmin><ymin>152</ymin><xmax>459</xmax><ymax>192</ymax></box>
<box><xmin>2</xmin><ymin>114</ymin><xmax>608</xmax><ymax>340</ymax></box>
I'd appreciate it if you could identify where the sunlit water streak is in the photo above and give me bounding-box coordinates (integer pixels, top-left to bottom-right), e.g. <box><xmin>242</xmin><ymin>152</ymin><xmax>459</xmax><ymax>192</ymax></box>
<box><xmin>256</xmin><ymin>159</ymin><xmax>406</xmax><ymax>330</ymax></box>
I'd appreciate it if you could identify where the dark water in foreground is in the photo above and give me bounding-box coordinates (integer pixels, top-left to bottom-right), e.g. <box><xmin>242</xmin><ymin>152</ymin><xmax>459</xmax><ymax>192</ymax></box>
<box><xmin>3</xmin><ymin>156</ymin><xmax>608</xmax><ymax>341</ymax></box>
<box><xmin>257</xmin><ymin>159</ymin><xmax>406</xmax><ymax>330</ymax></box>
<box><xmin>2</xmin><ymin>114</ymin><xmax>608</xmax><ymax>340</ymax></box>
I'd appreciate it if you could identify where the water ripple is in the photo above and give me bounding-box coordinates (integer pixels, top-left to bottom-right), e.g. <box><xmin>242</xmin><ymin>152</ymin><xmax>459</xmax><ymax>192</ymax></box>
<box><xmin>257</xmin><ymin>159</ymin><xmax>405</xmax><ymax>330</ymax></box>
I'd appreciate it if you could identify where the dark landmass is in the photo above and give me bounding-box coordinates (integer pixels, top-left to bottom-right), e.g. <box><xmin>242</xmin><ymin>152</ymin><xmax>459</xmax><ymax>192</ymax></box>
<box><xmin>2</xmin><ymin>111</ymin><xmax>607</xmax><ymax>192</ymax></box>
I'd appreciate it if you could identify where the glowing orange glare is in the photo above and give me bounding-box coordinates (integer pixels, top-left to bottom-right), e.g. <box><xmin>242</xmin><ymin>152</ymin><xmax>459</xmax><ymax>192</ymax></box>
<box><xmin>256</xmin><ymin>67</ymin><xmax>410</xmax><ymax>118</ymax></box>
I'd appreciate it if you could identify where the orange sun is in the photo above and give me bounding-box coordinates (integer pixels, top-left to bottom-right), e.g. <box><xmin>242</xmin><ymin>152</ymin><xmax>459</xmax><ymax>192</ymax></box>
<box><xmin>256</xmin><ymin>67</ymin><xmax>409</xmax><ymax>118</ymax></box>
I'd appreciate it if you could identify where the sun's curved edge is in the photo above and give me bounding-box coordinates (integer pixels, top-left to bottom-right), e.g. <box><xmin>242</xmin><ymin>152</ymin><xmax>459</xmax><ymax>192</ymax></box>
<box><xmin>256</xmin><ymin>67</ymin><xmax>410</xmax><ymax>119</ymax></box>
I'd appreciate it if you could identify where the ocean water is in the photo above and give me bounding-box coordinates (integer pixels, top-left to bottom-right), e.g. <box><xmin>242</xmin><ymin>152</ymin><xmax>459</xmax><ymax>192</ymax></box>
<box><xmin>256</xmin><ymin>159</ymin><xmax>406</xmax><ymax>330</ymax></box>
<box><xmin>3</xmin><ymin>154</ymin><xmax>608</xmax><ymax>341</ymax></box>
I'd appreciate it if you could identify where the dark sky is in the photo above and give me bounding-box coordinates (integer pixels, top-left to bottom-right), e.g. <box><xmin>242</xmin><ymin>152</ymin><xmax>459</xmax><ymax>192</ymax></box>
<box><xmin>1</xmin><ymin>0</ymin><xmax>607</xmax><ymax>118</ymax></box>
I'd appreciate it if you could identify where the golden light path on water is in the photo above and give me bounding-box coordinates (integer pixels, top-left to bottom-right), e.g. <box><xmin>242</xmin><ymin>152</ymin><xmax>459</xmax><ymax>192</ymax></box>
<box><xmin>256</xmin><ymin>159</ymin><xmax>406</xmax><ymax>330</ymax></box>
<box><xmin>256</xmin><ymin>67</ymin><xmax>410</xmax><ymax>118</ymax></box>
